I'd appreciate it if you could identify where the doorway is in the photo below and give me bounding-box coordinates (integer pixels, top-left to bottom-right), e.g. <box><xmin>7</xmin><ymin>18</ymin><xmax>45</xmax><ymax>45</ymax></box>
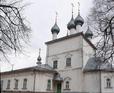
<box><xmin>56</xmin><ymin>83</ymin><xmax>61</xmax><ymax>93</ymax></box>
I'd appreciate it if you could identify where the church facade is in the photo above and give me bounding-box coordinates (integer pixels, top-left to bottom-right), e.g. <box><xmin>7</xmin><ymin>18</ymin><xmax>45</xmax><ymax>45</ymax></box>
<box><xmin>1</xmin><ymin>5</ymin><xmax>114</xmax><ymax>93</ymax></box>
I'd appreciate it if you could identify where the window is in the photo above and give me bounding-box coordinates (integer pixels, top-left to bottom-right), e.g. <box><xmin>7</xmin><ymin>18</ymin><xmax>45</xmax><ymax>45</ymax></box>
<box><xmin>64</xmin><ymin>77</ymin><xmax>71</xmax><ymax>90</ymax></box>
<box><xmin>66</xmin><ymin>58</ymin><xmax>71</xmax><ymax>67</ymax></box>
<box><xmin>106</xmin><ymin>78</ymin><xmax>111</xmax><ymax>88</ymax></box>
<box><xmin>14</xmin><ymin>79</ymin><xmax>18</xmax><ymax>89</ymax></box>
<box><xmin>53</xmin><ymin>60</ymin><xmax>58</xmax><ymax>69</ymax></box>
<box><xmin>47</xmin><ymin>80</ymin><xmax>51</xmax><ymax>90</ymax></box>
<box><xmin>7</xmin><ymin>80</ymin><xmax>10</xmax><ymax>89</ymax></box>
<box><xmin>0</xmin><ymin>80</ymin><xmax>3</xmax><ymax>90</ymax></box>
<box><xmin>65</xmin><ymin>81</ymin><xmax>70</xmax><ymax>89</ymax></box>
<box><xmin>23</xmin><ymin>79</ymin><xmax>27</xmax><ymax>89</ymax></box>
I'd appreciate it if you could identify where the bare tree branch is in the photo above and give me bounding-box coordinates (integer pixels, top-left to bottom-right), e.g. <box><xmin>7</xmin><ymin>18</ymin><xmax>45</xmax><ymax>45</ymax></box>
<box><xmin>0</xmin><ymin>0</ymin><xmax>31</xmax><ymax>62</ymax></box>
<box><xmin>88</xmin><ymin>0</ymin><xmax>114</xmax><ymax>64</ymax></box>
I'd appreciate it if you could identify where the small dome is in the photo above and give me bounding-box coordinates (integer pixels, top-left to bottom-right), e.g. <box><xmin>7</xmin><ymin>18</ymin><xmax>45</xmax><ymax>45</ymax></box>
<box><xmin>85</xmin><ymin>26</ymin><xmax>93</xmax><ymax>38</ymax></box>
<box><xmin>67</xmin><ymin>17</ymin><xmax>75</xmax><ymax>30</ymax></box>
<box><xmin>37</xmin><ymin>55</ymin><xmax>42</xmax><ymax>65</ymax></box>
<box><xmin>37</xmin><ymin>55</ymin><xmax>41</xmax><ymax>62</ymax></box>
<box><xmin>74</xmin><ymin>14</ymin><xmax>84</xmax><ymax>26</ymax></box>
<box><xmin>51</xmin><ymin>23</ymin><xmax>60</xmax><ymax>34</ymax></box>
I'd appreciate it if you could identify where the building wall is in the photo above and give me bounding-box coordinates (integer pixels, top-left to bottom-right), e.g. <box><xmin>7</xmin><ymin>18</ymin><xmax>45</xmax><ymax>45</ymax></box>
<box><xmin>46</xmin><ymin>36</ymin><xmax>83</xmax><ymax>70</ymax></box>
<box><xmin>82</xmin><ymin>38</ymin><xmax>95</xmax><ymax>68</ymax></box>
<box><xmin>59</xmin><ymin>68</ymin><xmax>84</xmax><ymax>92</ymax></box>
<box><xmin>1</xmin><ymin>71</ymin><xmax>54</xmax><ymax>92</ymax></box>
<box><xmin>46</xmin><ymin>35</ymin><xmax>102</xmax><ymax>93</ymax></box>
<box><xmin>47</xmin><ymin>49</ymin><xmax>83</xmax><ymax>70</ymax></box>
<box><xmin>82</xmin><ymin>72</ymin><xmax>100</xmax><ymax>93</ymax></box>
<box><xmin>46</xmin><ymin>35</ymin><xmax>85</xmax><ymax>92</ymax></box>
<box><xmin>35</xmin><ymin>72</ymin><xmax>53</xmax><ymax>92</ymax></box>
<box><xmin>1</xmin><ymin>72</ymin><xmax>34</xmax><ymax>91</ymax></box>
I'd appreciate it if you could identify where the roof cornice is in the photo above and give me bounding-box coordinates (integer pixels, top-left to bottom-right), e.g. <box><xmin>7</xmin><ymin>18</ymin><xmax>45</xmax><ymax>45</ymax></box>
<box><xmin>45</xmin><ymin>32</ymin><xmax>96</xmax><ymax>50</ymax></box>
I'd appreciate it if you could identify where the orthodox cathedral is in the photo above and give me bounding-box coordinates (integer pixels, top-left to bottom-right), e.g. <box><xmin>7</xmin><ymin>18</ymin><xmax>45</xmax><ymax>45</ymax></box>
<box><xmin>1</xmin><ymin>3</ymin><xmax>114</xmax><ymax>93</ymax></box>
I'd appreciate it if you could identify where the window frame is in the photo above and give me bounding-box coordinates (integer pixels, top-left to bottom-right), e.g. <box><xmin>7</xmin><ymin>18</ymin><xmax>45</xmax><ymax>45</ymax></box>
<box><xmin>106</xmin><ymin>78</ymin><xmax>112</xmax><ymax>88</ymax></box>
<box><xmin>66</xmin><ymin>57</ymin><xmax>71</xmax><ymax>67</ymax></box>
<box><xmin>6</xmin><ymin>80</ymin><xmax>11</xmax><ymax>89</ymax></box>
<box><xmin>47</xmin><ymin>79</ymin><xmax>51</xmax><ymax>90</ymax></box>
<box><xmin>22</xmin><ymin>78</ymin><xmax>27</xmax><ymax>89</ymax></box>
<box><xmin>65</xmin><ymin>81</ymin><xmax>70</xmax><ymax>89</ymax></box>
<box><xmin>14</xmin><ymin>79</ymin><xmax>18</xmax><ymax>89</ymax></box>
<box><xmin>53</xmin><ymin>60</ymin><xmax>58</xmax><ymax>69</ymax></box>
<box><xmin>64</xmin><ymin>77</ymin><xmax>71</xmax><ymax>90</ymax></box>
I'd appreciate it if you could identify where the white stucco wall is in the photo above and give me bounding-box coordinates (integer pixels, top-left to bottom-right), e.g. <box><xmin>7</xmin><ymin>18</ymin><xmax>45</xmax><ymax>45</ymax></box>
<box><xmin>47</xmin><ymin>49</ymin><xmax>83</xmax><ymax>71</ymax></box>
<box><xmin>35</xmin><ymin>72</ymin><xmax>53</xmax><ymax>92</ymax></box>
<box><xmin>47</xmin><ymin>36</ymin><xmax>83</xmax><ymax>57</ymax></box>
<box><xmin>46</xmin><ymin>35</ymin><xmax>98</xmax><ymax>93</ymax></box>
<box><xmin>1</xmin><ymin>71</ymin><xmax>54</xmax><ymax>92</ymax></box>
<box><xmin>82</xmin><ymin>38</ymin><xmax>95</xmax><ymax>68</ymax></box>
<box><xmin>59</xmin><ymin>68</ymin><xmax>84</xmax><ymax>92</ymax></box>
<box><xmin>1</xmin><ymin>72</ymin><xmax>34</xmax><ymax>91</ymax></box>
<box><xmin>46</xmin><ymin>35</ymin><xmax>104</xmax><ymax>93</ymax></box>
<box><xmin>46</xmin><ymin>36</ymin><xmax>83</xmax><ymax>70</ymax></box>
<box><xmin>83</xmin><ymin>72</ymin><xmax>100</xmax><ymax>93</ymax></box>
<box><xmin>46</xmin><ymin>35</ymin><xmax>85</xmax><ymax>92</ymax></box>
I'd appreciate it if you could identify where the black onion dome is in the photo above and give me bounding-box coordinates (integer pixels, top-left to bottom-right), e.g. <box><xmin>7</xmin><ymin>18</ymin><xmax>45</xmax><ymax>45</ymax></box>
<box><xmin>51</xmin><ymin>23</ymin><xmax>60</xmax><ymax>34</ymax></box>
<box><xmin>74</xmin><ymin>14</ymin><xmax>84</xmax><ymax>26</ymax></box>
<box><xmin>67</xmin><ymin>16</ymin><xmax>75</xmax><ymax>30</ymax></box>
<box><xmin>85</xmin><ymin>26</ymin><xmax>93</xmax><ymax>38</ymax></box>
<box><xmin>37</xmin><ymin>55</ymin><xmax>41</xmax><ymax>62</ymax></box>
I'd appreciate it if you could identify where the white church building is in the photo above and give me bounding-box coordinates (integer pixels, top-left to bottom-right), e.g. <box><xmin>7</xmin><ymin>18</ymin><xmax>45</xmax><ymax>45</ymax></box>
<box><xmin>1</xmin><ymin>4</ymin><xmax>114</xmax><ymax>93</ymax></box>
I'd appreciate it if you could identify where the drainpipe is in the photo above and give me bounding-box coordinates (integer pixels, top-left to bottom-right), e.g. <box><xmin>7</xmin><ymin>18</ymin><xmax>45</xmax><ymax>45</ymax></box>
<box><xmin>33</xmin><ymin>69</ymin><xmax>36</xmax><ymax>92</ymax></box>
<box><xmin>99</xmin><ymin>69</ymin><xmax>102</xmax><ymax>93</ymax></box>
<box><xmin>98</xmin><ymin>62</ymin><xmax>102</xmax><ymax>93</ymax></box>
<box><xmin>95</xmin><ymin>53</ymin><xmax>102</xmax><ymax>93</ymax></box>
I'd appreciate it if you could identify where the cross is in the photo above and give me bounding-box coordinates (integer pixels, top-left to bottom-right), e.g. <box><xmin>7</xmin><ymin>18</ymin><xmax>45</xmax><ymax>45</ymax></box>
<box><xmin>39</xmin><ymin>48</ymin><xmax>41</xmax><ymax>56</ymax></box>
<box><xmin>55</xmin><ymin>11</ymin><xmax>58</xmax><ymax>23</ymax></box>
<box><xmin>71</xmin><ymin>3</ymin><xmax>74</xmax><ymax>15</ymax></box>
<box><xmin>73</xmin><ymin>0</ymin><xmax>80</xmax><ymax>15</ymax></box>
<box><xmin>78</xmin><ymin>2</ymin><xmax>80</xmax><ymax>14</ymax></box>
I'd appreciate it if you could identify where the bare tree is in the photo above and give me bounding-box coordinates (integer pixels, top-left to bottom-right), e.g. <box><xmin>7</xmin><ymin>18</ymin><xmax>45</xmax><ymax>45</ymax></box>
<box><xmin>0</xmin><ymin>0</ymin><xmax>30</xmax><ymax>61</ymax></box>
<box><xmin>88</xmin><ymin>0</ymin><xmax>114</xmax><ymax>64</ymax></box>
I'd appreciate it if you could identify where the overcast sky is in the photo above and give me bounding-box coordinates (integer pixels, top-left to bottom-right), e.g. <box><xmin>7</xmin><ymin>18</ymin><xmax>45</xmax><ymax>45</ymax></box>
<box><xmin>1</xmin><ymin>0</ymin><xmax>93</xmax><ymax>72</ymax></box>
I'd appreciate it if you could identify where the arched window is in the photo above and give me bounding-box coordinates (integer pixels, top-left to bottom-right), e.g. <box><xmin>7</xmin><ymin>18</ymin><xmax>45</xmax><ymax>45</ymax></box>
<box><xmin>47</xmin><ymin>79</ymin><xmax>51</xmax><ymax>90</ymax></box>
<box><xmin>7</xmin><ymin>80</ymin><xmax>10</xmax><ymax>89</ymax></box>
<box><xmin>66</xmin><ymin>81</ymin><xmax>69</xmax><ymax>89</ymax></box>
<box><xmin>64</xmin><ymin>77</ymin><xmax>71</xmax><ymax>90</ymax></box>
<box><xmin>106</xmin><ymin>78</ymin><xmax>111</xmax><ymax>88</ymax></box>
<box><xmin>65</xmin><ymin>53</ymin><xmax>72</xmax><ymax>67</ymax></box>
<box><xmin>23</xmin><ymin>78</ymin><xmax>27</xmax><ymax>89</ymax></box>
<box><xmin>53</xmin><ymin>60</ymin><xmax>58</xmax><ymax>69</ymax></box>
<box><xmin>66</xmin><ymin>58</ymin><xmax>71</xmax><ymax>67</ymax></box>
<box><xmin>14</xmin><ymin>79</ymin><xmax>18</xmax><ymax>89</ymax></box>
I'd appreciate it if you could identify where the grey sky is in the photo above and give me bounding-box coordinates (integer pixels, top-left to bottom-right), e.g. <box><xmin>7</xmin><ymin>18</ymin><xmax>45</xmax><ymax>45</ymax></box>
<box><xmin>1</xmin><ymin>0</ymin><xmax>93</xmax><ymax>72</ymax></box>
